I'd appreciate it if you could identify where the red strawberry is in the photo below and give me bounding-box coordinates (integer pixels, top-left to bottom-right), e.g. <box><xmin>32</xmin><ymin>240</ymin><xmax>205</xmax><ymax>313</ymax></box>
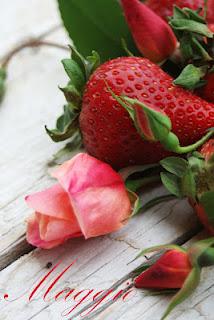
<box><xmin>145</xmin><ymin>0</ymin><xmax>204</xmax><ymax>21</ymax></box>
<box><xmin>197</xmin><ymin>73</ymin><xmax>214</xmax><ymax>103</ymax></box>
<box><xmin>80</xmin><ymin>56</ymin><xmax>214</xmax><ymax>168</ymax></box>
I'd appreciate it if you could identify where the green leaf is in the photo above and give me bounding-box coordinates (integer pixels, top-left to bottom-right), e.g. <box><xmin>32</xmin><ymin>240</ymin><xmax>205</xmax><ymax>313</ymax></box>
<box><xmin>160</xmin><ymin>157</ymin><xmax>188</xmax><ymax>177</ymax></box>
<box><xmin>160</xmin><ymin>172</ymin><xmax>183</xmax><ymax>198</ymax></box>
<box><xmin>161</xmin><ymin>266</ymin><xmax>201</xmax><ymax>320</ymax></box>
<box><xmin>119</xmin><ymin>163</ymin><xmax>160</xmax><ymax>181</ymax></box>
<box><xmin>172</xmin><ymin>6</ymin><xmax>188</xmax><ymax>20</ymax></box>
<box><xmin>183</xmin><ymin>8</ymin><xmax>205</xmax><ymax>23</ymax></box>
<box><xmin>45</xmin><ymin>104</ymin><xmax>79</xmax><ymax>142</ymax></box>
<box><xmin>140</xmin><ymin>194</ymin><xmax>177</xmax><ymax>212</ymax></box>
<box><xmin>199</xmin><ymin>191</ymin><xmax>214</xmax><ymax>225</ymax></box>
<box><xmin>135</xmin><ymin>244</ymin><xmax>185</xmax><ymax>261</ymax></box>
<box><xmin>170</xmin><ymin>19</ymin><xmax>213</xmax><ymax>38</ymax></box>
<box><xmin>58</xmin><ymin>0</ymin><xmax>138</xmax><ymax>62</ymax></box>
<box><xmin>126</xmin><ymin>175</ymin><xmax>160</xmax><ymax>193</ymax></box>
<box><xmin>174</xmin><ymin>64</ymin><xmax>207</xmax><ymax>90</ymax></box>
<box><xmin>181</xmin><ymin>169</ymin><xmax>196</xmax><ymax>199</ymax></box>
<box><xmin>62</xmin><ymin>59</ymin><xmax>85</xmax><ymax>90</ymax></box>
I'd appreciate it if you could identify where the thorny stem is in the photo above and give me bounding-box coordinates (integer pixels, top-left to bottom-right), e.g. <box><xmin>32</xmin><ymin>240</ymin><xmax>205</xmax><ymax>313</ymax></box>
<box><xmin>1</xmin><ymin>38</ymin><xmax>69</xmax><ymax>69</ymax></box>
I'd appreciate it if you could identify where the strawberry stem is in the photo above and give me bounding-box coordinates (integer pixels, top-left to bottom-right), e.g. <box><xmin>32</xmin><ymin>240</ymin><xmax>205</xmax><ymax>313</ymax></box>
<box><xmin>174</xmin><ymin>130</ymin><xmax>214</xmax><ymax>154</ymax></box>
<box><xmin>114</xmin><ymin>95</ymin><xmax>214</xmax><ymax>155</ymax></box>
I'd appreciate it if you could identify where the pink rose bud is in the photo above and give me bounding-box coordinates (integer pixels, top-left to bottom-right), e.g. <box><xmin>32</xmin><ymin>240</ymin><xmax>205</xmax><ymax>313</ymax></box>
<box><xmin>26</xmin><ymin>153</ymin><xmax>131</xmax><ymax>249</ymax></box>
<box><xmin>135</xmin><ymin>249</ymin><xmax>192</xmax><ymax>289</ymax></box>
<box><xmin>207</xmin><ymin>0</ymin><xmax>214</xmax><ymax>32</ymax></box>
<box><xmin>121</xmin><ymin>0</ymin><xmax>177</xmax><ymax>63</ymax></box>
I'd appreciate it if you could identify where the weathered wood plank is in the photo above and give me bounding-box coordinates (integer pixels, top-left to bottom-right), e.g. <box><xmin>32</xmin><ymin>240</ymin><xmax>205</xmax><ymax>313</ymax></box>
<box><xmin>0</xmin><ymin>0</ymin><xmax>61</xmax><ymax>56</ymax></box>
<box><xmin>0</xmin><ymin>27</ymin><xmax>70</xmax><ymax>267</ymax></box>
<box><xmin>0</xmin><ymin>197</ymin><xmax>200</xmax><ymax>320</ymax></box>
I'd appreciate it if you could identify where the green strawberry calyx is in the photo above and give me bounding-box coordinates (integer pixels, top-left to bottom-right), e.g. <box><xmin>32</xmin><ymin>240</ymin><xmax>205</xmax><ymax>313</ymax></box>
<box><xmin>160</xmin><ymin>152</ymin><xmax>214</xmax><ymax>226</ymax></box>
<box><xmin>45</xmin><ymin>46</ymin><xmax>100</xmax><ymax>143</ymax></box>
<box><xmin>170</xmin><ymin>6</ymin><xmax>214</xmax><ymax>90</ymax></box>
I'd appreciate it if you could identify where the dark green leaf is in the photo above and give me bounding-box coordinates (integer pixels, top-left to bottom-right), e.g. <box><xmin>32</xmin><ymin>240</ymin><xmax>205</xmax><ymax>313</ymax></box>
<box><xmin>62</xmin><ymin>59</ymin><xmax>85</xmax><ymax>90</ymax></box>
<box><xmin>181</xmin><ymin>168</ymin><xmax>196</xmax><ymax>199</ymax></box>
<box><xmin>172</xmin><ymin>6</ymin><xmax>188</xmax><ymax>19</ymax></box>
<box><xmin>199</xmin><ymin>191</ymin><xmax>214</xmax><ymax>225</ymax></box>
<box><xmin>183</xmin><ymin>8</ymin><xmax>205</xmax><ymax>23</ymax></box>
<box><xmin>174</xmin><ymin>64</ymin><xmax>207</xmax><ymax>90</ymax></box>
<box><xmin>140</xmin><ymin>194</ymin><xmax>176</xmax><ymax>212</ymax></box>
<box><xmin>45</xmin><ymin>104</ymin><xmax>79</xmax><ymax>142</ymax></box>
<box><xmin>160</xmin><ymin>172</ymin><xmax>183</xmax><ymax>198</ymax></box>
<box><xmin>160</xmin><ymin>157</ymin><xmax>188</xmax><ymax>177</ymax></box>
<box><xmin>170</xmin><ymin>19</ymin><xmax>213</xmax><ymax>38</ymax></box>
<box><xmin>58</xmin><ymin>0</ymin><xmax>138</xmax><ymax>62</ymax></box>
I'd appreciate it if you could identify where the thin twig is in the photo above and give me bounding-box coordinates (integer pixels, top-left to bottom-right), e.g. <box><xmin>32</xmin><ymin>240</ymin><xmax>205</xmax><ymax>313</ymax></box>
<box><xmin>1</xmin><ymin>39</ymin><xmax>69</xmax><ymax>68</ymax></box>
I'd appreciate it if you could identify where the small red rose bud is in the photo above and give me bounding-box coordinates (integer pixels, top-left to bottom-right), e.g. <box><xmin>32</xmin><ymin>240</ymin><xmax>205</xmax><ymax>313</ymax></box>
<box><xmin>134</xmin><ymin>249</ymin><xmax>192</xmax><ymax>289</ymax></box>
<box><xmin>121</xmin><ymin>0</ymin><xmax>177</xmax><ymax>63</ymax></box>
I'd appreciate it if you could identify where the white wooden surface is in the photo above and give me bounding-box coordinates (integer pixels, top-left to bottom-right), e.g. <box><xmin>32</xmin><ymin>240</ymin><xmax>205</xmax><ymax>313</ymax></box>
<box><xmin>0</xmin><ymin>1</ymin><xmax>213</xmax><ymax>320</ymax></box>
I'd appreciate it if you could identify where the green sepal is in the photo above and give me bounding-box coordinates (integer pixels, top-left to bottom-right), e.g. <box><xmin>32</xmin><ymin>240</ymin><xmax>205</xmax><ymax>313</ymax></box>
<box><xmin>59</xmin><ymin>85</ymin><xmax>82</xmax><ymax>106</ymax></box>
<box><xmin>170</xmin><ymin>19</ymin><xmax>213</xmax><ymax>38</ymax></box>
<box><xmin>126</xmin><ymin>175</ymin><xmax>160</xmax><ymax>193</ymax></box>
<box><xmin>160</xmin><ymin>157</ymin><xmax>188</xmax><ymax>178</ymax></box>
<box><xmin>170</xmin><ymin>6</ymin><xmax>213</xmax><ymax>65</ymax></box>
<box><xmin>161</xmin><ymin>265</ymin><xmax>201</xmax><ymax>320</ymax></box>
<box><xmin>112</xmin><ymin>93</ymin><xmax>214</xmax><ymax>154</ymax></box>
<box><xmin>140</xmin><ymin>194</ymin><xmax>176</xmax><ymax>212</ymax></box>
<box><xmin>119</xmin><ymin>163</ymin><xmax>161</xmax><ymax>193</ymax></box>
<box><xmin>68</xmin><ymin>46</ymin><xmax>100</xmax><ymax>81</ymax></box>
<box><xmin>46</xmin><ymin>47</ymin><xmax>100</xmax><ymax>143</ymax></box>
<box><xmin>127</xmin><ymin>190</ymin><xmax>142</xmax><ymax>217</ymax></box>
<box><xmin>0</xmin><ymin>67</ymin><xmax>6</xmax><ymax>103</ymax></box>
<box><xmin>45</xmin><ymin>104</ymin><xmax>79</xmax><ymax>142</ymax></box>
<box><xmin>134</xmin><ymin>244</ymin><xmax>186</xmax><ymax>262</ymax></box>
<box><xmin>174</xmin><ymin>64</ymin><xmax>207</xmax><ymax>90</ymax></box>
<box><xmin>181</xmin><ymin>168</ymin><xmax>196</xmax><ymax>200</ymax></box>
<box><xmin>160</xmin><ymin>172</ymin><xmax>183</xmax><ymax>198</ymax></box>
<box><xmin>199</xmin><ymin>191</ymin><xmax>214</xmax><ymax>226</ymax></box>
<box><xmin>188</xmin><ymin>237</ymin><xmax>214</xmax><ymax>267</ymax></box>
<box><xmin>61</xmin><ymin>58</ymin><xmax>85</xmax><ymax>91</ymax></box>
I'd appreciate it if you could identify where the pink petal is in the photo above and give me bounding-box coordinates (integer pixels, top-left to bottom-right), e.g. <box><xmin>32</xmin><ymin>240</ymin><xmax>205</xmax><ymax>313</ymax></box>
<box><xmin>25</xmin><ymin>184</ymin><xmax>82</xmax><ymax>248</ymax></box>
<box><xmin>71</xmin><ymin>186</ymin><xmax>131</xmax><ymax>238</ymax></box>
<box><xmin>52</xmin><ymin>153</ymin><xmax>131</xmax><ymax>238</ymax></box>
<box><xmin>25</xmin><ymin>184</ymin><xmax>77</xmax><ymax>224</ymax></box>
<box><xmin>52</xmin><ymin>153</ymin><xmax>124</xmax><ymax>194</ymax></box>
<box><xmin>37</xmin><ymin>213</ymin><xmax>82</xmax><ymax>242</ymax></box>
<box><xmin>26</xmin><ymin>214</ymin><xmax>64</xmax><ymax>249</ymax></box>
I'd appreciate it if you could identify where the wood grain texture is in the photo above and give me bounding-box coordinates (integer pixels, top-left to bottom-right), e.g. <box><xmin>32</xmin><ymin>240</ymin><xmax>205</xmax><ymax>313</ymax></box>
<box><xmin>0</xmin><ymin>1</ymin><xmax>213</xmax><ymax>320</ymax></box>
<box><xmin>0</xmin><ymin>0</ymin><xmax>61</xmax><ymax>56</ymax></box>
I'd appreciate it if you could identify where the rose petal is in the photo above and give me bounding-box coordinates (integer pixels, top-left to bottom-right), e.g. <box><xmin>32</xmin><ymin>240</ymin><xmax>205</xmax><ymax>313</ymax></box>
<box><xmin>25</xmin><ymin>184</ymin><xmax>78</xmax><ymax>224</ymax></box>
<box><xmin>26</xmin><ymin>214</ymin><xmax>64</xmax><ymax>249</ymax></box>
<box><xmin>52</xmin><ymin>153</ymin><xmax>131</xmax><ymax>238</ymax></box>
<box><xmin>37</xmin><ymin>213</ymin><xmax>82</xmax><ymax>242</ymax></box>
<box><xmin>71</xmin><ymin>185</ymin><xmax>131</xmax><ymax>238</ymax></box>
<box><xmin>52</xmin><ymin>153</ymin><xmax>124</xmax><ymax>193</ymax></box>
